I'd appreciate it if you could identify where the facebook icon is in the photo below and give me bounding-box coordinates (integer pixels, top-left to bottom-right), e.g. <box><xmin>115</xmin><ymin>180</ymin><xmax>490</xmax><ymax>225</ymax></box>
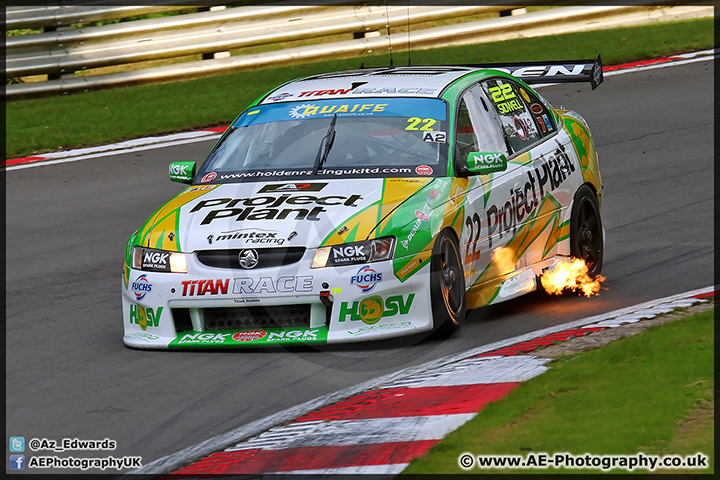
<box><xmin>10</xmin><ymin>455</ymin><xmax>25</xmax><ymax>470</ymax></box>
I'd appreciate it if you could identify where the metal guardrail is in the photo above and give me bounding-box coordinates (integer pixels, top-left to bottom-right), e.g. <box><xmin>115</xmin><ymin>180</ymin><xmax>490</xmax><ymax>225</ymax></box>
<box><xmin>6</xmin><ymin>4</ymin><xmax>518</xmax><ymax>78</ymax></box>
<box><xmin>5</xmin><ymin>0</ymin><xmax>712</xmax><ymax>99</ymax></box>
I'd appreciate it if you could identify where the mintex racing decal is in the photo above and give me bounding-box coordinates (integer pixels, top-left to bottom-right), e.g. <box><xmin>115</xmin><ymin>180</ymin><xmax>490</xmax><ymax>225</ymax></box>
<box><xmin>234</xmin><ymin>98</ymin><xmax>446</xmax><ymax>127</ymax></box>
<box><xmin>169</xmin><ymin>327</ymin><xmax>328</xmax><ymax>347</ymax></box>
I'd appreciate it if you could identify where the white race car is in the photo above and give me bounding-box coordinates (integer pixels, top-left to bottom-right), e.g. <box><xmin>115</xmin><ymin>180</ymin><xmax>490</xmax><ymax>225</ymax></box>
<box><xmin>122</xmin><ymin>58</ymin><xmax>604</xmax><ymax>348</ymax></box>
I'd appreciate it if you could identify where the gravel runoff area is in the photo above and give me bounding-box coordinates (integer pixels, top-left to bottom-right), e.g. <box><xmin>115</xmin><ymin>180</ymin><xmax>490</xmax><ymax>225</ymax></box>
<box><xmin>535</xmin><ymin>299</ymin><xmax>715</xmax><ymax>359</ymax></box>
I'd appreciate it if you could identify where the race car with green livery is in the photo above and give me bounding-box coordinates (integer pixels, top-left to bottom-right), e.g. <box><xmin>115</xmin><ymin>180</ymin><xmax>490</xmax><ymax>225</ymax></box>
<box><xmin>122</xmin><ymin>57</ymin><xmax>605</xmax><ymax>348</ymax></box>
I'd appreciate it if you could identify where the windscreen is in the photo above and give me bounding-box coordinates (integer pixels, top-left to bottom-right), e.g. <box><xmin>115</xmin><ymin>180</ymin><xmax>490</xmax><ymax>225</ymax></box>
<box><xmin>195</xmin><ymin>98</ymin><xmax>448</xmax><ymax>183</ymax></box>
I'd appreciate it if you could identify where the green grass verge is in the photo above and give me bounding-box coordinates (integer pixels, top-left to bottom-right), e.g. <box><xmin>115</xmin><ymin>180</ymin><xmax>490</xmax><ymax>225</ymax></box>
<box><xmin>6</xmin><ymin>17</ymin><xmax>714</xmax><ymax>159</ymax></box>
<box><xmin>402</xmin><ymin>308</ymin><xmax>714</xmax><ymax>474</ymax></box>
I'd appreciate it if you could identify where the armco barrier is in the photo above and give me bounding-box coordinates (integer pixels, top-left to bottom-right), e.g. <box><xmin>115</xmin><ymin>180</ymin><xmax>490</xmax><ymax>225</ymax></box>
<box><xmin>5</xmin><ymin>0</ymin><xmax>711</xmax><ymax>99</ymax></box>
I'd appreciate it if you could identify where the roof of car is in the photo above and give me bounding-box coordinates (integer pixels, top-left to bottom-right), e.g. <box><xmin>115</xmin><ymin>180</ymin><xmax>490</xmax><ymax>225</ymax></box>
<box><xmin>259</xmin><ymin>66</ymin><xmax>481</xmax><ymax>104</ymax></box>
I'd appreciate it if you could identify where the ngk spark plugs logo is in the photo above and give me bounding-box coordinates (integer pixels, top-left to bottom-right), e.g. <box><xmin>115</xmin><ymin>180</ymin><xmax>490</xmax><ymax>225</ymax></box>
<box><xmin>350</xmin><ymin>265</ymin><xmax>383</xmax><ymax>293</ymax></box>
<box><xmin>131</xmin><ymin>274</ymin><xmax>153</xmax><ymax>301</ymax></box>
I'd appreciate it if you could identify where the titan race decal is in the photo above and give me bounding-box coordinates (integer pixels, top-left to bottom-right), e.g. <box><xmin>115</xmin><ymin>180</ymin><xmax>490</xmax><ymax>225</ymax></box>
<box><xmin>182</xmin><ymin>279</ymin><xmax>230</xmax><ymax>296</ymax></box>
<box><xmin>129</xmin><ymin>304</ymin><xmax>163</xmax><ymax>331</ymax></box>
<box><xmin>338</xmin><ymin>294</ymin><xmax>415</xmax><ymax>324</ymax></box>
<box><xmin>232</xmin><ymin>276</ymin><xmax>314</xmax><ymax>294</ymax></box>
<box><xmin>169</xmin><ymin>327</ymin><xmax>328</xmax><ymax>347</ymax></box>
<box><xmin>190</xmin><ymin>194</ymin><xmax>363</xmax><ymax>224</ymax></box>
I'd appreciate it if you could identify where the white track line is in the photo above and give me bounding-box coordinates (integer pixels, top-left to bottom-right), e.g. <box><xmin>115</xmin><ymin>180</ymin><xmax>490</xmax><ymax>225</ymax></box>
<box><xmin>131</xmin><ymin>285</ymin><xmax>713</xmax><ymax>474</ymax></box>
<box><xmin>7</xmin><ymin>49</ymin><xmax>715</xmax><ymax>172</ymax></box>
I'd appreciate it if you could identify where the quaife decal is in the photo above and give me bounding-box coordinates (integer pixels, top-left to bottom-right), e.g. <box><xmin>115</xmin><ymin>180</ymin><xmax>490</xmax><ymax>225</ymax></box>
<box><xmin>258</xmin><ymin>183</ymin><xmax>327</xmax><ymax>193</ymax></box>
<box><xmin>131</xmin><ymin>274</ymin><xmax>152</xmax><ymax>301</ymax></box>
<box><xmin>182</xmin><ymin>279</ymin><xmax>230</xmax><ymax>296</ymax></box>
<box><xmin>339</xmin><ymin>294</ymin><xmax>415</xmax><ymax>324</ymax></box>
<box><xmin>487</xmin><ymin>144</ymin><xmax>575</xmax><ymax>248</ymax></box>
<box><xmin>350</xmin><ymin>266</ymin><xmax>383</xmax><ymax>293</ymax></box>
<box><xmin>232</xmin><ymin>276</ymin><xmax>313</xmax><ymax>294</ymax></box>
<box><xmin>129</xmin><ymin>304</ymin><xmax>163</xmax><ymax>331</ymax></box>
<box><xmin>290</xmin><ymin>103</ymin><xmax>388</xmax><ymax>119</ymax></box>
<box><xmin>191</xmin><ymin>194</ymin><xmax>363</xmax><ymax>224</ymax></box>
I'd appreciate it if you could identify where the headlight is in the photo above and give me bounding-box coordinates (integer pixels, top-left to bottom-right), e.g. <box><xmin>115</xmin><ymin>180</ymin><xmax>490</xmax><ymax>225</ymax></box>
<box><xmin>311</xmin><ymin>237</ymin><xmax>395</xmax><ymax>268</ymax></box>
<box><xmin>132</xmin><ymin>246</ymin><xmax>187</xmax><ymax>273</ymax></box>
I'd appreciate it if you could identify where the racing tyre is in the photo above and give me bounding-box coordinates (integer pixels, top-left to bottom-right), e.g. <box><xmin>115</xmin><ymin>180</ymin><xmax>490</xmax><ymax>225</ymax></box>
<box><xmin>430</xmin><ymin>230</ymin><xmax>466</xmax><ymax>337</ymax></box>
<box><xmin>570</xmin><ymin>185</ymin><xmax>603</xmax><ymax>276</ymax></box>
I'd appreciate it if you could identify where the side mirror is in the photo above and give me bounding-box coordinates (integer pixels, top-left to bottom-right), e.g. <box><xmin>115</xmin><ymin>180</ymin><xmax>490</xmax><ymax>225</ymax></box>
<box><xmin>168</xmin><ymin>161</ymin><xmax>195</xmax><ymax>184</ymax></box>
<box><xmin>466</xmin><ymin>152</ymin><xmax>507</xmax><ymax>175</ymax></box>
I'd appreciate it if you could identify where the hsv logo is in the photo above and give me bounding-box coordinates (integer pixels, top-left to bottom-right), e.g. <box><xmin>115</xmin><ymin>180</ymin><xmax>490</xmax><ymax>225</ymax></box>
<box><xmin>131</xmin><ymin>274</ymin><xmax>152</xmax><ymax>301</ymax></box>
<box><xmin>181</xmin><ymin>279</ymin><xmax>230</xmax><ymax>296</ymax></box>
<box><xmin>415</xmin><ymin>165</ymin><xmax>433</xmax><ymax>176</ymax></box>
<box><xmin>232</xmin><ymin>330</ymin><xmax>267</xmax><ymax>342</ymax></box>
<box><xmin>201</xmin><ymin>172</ymin><xmax>217</xmax><ymax>183</ymax></box>
<box><xmin>350</xmin><ymin>265</ymin><xmax>383</xmax><ymax>293</ymax></box>
<box><xmin>258</xmin><ymin>183</ymin><xmax>327</xmax><ymax>193</ymax></box>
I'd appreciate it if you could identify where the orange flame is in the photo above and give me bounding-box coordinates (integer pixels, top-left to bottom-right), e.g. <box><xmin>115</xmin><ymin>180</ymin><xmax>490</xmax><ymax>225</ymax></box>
<box><xmin>541</xmin><ymin>258</ymin><xmax>605</xmax><ymax>297</ymax></box>
<box><xmin>491</xmin><ymin>247</ymin><xmax>515</xmax><ymax>276</ymax></box>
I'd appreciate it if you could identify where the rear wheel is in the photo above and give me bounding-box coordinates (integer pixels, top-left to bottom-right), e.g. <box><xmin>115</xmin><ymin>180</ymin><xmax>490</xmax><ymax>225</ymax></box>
<box><xmin>430</xmin><ymin>230</ymin><xmax>466</xmax><ymax>337</ymax></box>
<box><xmin>570</xmin><ymin>185</ymin><xmax>603</xmax><ymax>276</ymax></box>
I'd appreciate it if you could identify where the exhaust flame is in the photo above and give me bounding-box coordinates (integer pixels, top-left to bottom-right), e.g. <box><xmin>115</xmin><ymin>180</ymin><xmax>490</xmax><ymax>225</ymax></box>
<box><xmin>491</xmin><ymin>247</ymin><xmax>516</xmax><ymax>276</ymax></box>
<box><xmin>541</xmin><ymin>258</ymin><xmax>605</xmax><ymax>297</ymax></box>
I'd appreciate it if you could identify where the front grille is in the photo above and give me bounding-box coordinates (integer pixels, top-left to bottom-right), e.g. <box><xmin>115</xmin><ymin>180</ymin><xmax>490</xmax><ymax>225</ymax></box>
<box><xmin>202</xmin><ymin>305</ymin><xmax>311</xmax><ymax>330</ymax></box>
<box><xmin>196</xmin><ymin>247</ymin><xmax>306</xmax><ymax>269</ymax></box>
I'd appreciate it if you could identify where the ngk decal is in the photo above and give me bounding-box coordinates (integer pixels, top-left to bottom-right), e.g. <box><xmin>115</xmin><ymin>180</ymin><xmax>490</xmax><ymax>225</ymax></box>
<box><xmin>232</xmin><ymin>276</ymin><xmax>313</xmax><ymax>294</ymax></box>
<box><xmin>177</xmin><ymin>332</ymin><xmax>231</xmax><ymax>344</ymax></box>
<box><xmin>169</xmin><ymin>163</ymin><xmax>189</xmax><ymax>175</ymax></box>
<box><xmin>267</xmin><ymin>329</ymin><xmax>319</xmax><ymax>342</ymax></box>
<box><xmin>191</xmin><ymin>194</ymin><xmax>363</xmax><ymax>224</ymax></box>
<box><xmin>143</xmin><ymin>251</ymin><xmax>169</xmax><ymax>269</ymax></box>
<box><xmin>181</xmin><ymin>279</ymin><xmax>230</xmax><ymax>296</ymax></box>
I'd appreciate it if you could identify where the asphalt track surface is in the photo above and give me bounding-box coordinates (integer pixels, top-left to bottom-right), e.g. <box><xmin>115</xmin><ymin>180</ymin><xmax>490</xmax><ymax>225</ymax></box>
<box><xmin>5</xmin><ymin>60</ymin><xmax>714</xmax><ymax>473</ymax></box>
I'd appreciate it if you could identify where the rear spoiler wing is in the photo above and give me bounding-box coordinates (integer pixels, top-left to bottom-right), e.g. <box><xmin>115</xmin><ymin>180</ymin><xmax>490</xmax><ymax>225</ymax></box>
<box><xmin>458</xmin><ymin>55</ymin><xmax>604</xmax><ymax>90</ymax></box>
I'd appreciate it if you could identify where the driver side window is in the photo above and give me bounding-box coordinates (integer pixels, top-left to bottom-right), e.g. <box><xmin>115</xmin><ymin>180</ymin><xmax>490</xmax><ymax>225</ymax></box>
<box><xmin>456</xmin><ymin>84</ymin><xmax>508</xmax><ymax>161</ymax></box>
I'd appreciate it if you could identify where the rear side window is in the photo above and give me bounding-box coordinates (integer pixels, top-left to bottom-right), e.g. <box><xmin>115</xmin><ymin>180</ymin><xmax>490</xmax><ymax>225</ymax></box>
<box><xmin>481</xmin><ymin>78</ymin><xmax>541</xmax><ymax>154</ymax></box>
<box><xmin>515</xmin><ymin>84</ymin><xmax>556</xmax><ymax>138</ymax></box>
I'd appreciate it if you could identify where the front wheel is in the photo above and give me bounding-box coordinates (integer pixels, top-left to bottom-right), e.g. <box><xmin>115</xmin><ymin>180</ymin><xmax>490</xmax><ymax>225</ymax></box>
<box><xmin>430</xmin><ymin>230</ymin><xmax>466</xmax><ymax>337</ymax></box>
<box><xmin>570</xmin><ymin>185</ymin><xmax>604</xmax><ymax>276</ymax></box>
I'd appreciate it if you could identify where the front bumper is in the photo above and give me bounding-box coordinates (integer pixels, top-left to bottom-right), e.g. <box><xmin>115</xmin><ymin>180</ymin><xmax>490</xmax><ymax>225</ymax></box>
<box><xmin>122</xmin><ymin>250</ymin><xmax>433</xmax><ymax>349</ymax></box>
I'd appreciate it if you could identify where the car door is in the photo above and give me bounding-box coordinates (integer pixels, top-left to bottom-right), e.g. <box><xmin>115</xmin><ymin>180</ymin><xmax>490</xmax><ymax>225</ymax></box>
<box><xmin>454</xmin><ymin>82</ymin><xmax>524</xmax><ymax>290</ymax></box>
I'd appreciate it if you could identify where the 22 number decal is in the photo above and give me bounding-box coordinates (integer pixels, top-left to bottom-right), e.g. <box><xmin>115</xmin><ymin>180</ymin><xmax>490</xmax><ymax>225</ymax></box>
<box><xmin>406</xmin><ymin>117</ymin><xmax>437</xmax><ymax>131</ymax></box>
<box><xmin>488</xmin><ymin>84</ymin><xmax>516</xmax><ymax>103</ymax></box>
<box><xmin>464</xmin><ymin>213</ymin><xmax>482</xmax><ymax>265</ymax></box>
